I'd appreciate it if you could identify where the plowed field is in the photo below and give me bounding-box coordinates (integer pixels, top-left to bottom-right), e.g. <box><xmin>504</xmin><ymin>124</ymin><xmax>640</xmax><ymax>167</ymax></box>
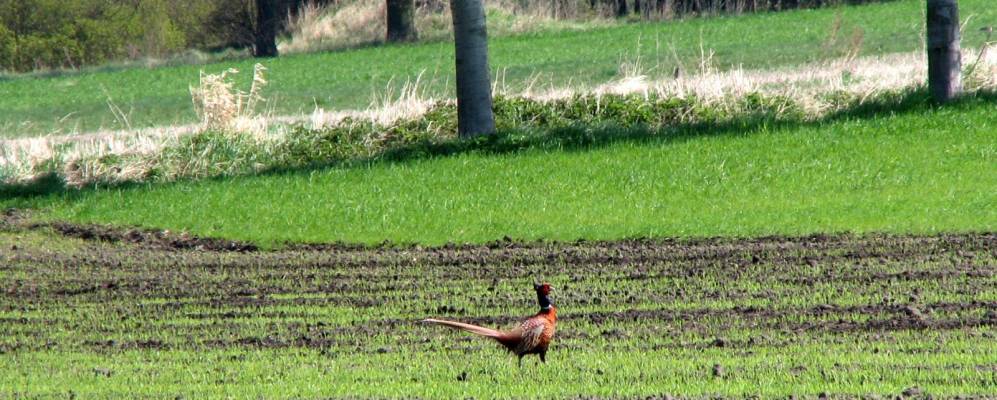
<box><xmin>1</xmin><ymin>216</ymin><xmax>995</xmax><ymax>398</ymax></box>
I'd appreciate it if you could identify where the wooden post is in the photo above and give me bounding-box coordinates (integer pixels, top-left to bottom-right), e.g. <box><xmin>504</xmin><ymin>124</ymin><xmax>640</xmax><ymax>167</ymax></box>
<box><xmin>451</xmin><ymin>0</ymin><xmax>496</xmax><ymax>138</ymax></box>
<box><xmin>927</xmin><ymin>0</ymin><xmax>962</xmax><ymax>102</ymax></box>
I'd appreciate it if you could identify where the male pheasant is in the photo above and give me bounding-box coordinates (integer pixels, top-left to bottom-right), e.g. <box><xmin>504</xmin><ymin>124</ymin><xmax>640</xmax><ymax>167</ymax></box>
<box><xmin>424</xmin><ymin>283</ymin><xmax>557</xmax><ymax>366</ymax></box>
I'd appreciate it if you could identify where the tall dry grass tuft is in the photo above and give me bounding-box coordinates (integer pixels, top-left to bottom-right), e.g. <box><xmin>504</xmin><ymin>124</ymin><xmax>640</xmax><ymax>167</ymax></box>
<box><xmin>964</xmin><ymin>40</ymin><xmax>997</xmax><ymax>90</ymax></box>
<box><xmin>189</xmin><ymin>64</ymin><xmax>269</xmax><ymax>133</ymax></box>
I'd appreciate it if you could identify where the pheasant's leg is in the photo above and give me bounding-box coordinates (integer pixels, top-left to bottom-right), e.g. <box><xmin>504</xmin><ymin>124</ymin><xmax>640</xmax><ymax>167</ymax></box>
<box><xmin>539</xmin><ymin>351</ymin><xmax>546</xmax><ymax>364</ymax></box>
<box><xmin>518</xmin><ymin>355</ymin><xmax>524</xmax><ymax>368</ymax></box>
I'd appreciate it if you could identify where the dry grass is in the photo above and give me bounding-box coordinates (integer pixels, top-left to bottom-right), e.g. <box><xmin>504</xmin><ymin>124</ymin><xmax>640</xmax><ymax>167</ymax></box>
<box><xmin>3</xmin><ymin>48</ymin><xmax>995</xmax><ymax>187</ymax></box>
<box><xmin>278</xmin><ymin>0</ymin><xmax>607</xmax><ymax>54</ymax></box>
<box><xmin>964</xmin><ymin>40</ymin><xmax>997</xmax><ymax>90</ymax></box>
<box><xmin>189</xmin><ymin>63</ymin><xmax>270</xmax><ymax>133</ymax></box>
<box><xmin>307</xmin><ymin>77</ymin><xmax>437</xmax><ymax>129</ymax></box>
<box><xmin>280</xmin><ymin>1</ymin><xmax>385</xmax><ymax>53</ymax></box>
<box><xmin>0</xmin><ymin>125</ymin><xmax>189</xmax><ymax>186</ymax></box>
<box><xmin>3</xmin><ymin>65</ymin><xmax>271</xmax><ymax>186</ymax></box>
<box><xmin>514</xmin><ymin>49</ymin><xmax>931</xmax><ymax>119</ymax></box>
<box><xmin>592</xmin><ymin>51</ymin><xmax>925</xmax><ymax>115</ymax></box>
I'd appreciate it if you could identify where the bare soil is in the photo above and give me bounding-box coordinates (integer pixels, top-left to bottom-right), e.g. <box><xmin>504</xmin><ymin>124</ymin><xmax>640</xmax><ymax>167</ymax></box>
<box><xmin>1</xmin><ymin>213</ymin><xmax>994</xmax><ymax>356</ymax></box>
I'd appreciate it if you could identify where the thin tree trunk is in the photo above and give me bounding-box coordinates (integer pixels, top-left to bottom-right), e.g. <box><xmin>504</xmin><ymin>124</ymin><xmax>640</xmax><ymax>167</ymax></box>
<box><xmin>634</xmin><ymin>0</ymin><xmax>642</xmax><ymax>15</ymax></box>
<box><xmin>254</xmin><ymin>0</ymin><xmax>280</xmax><ymax>57</ymax></box>
<box><xmin>616</xmin><ymin>0</ymin><xmax>628</xmax><ymax>16</ymax></box>
<box><xmin>927</xmin><ymin>0</ymin><xmax>961</xmax><ymax>102</ymax></box>
<box><xmin>657</xmin><ymin>0</ymin><xmax>669</xmax><ymax>16</ymax></box>
<box><xmin>450</xmin><ymin>0</ymin><xmax>496</xmax><ymax>138</ymax></box>
<box><xmin>387</xmin><ymin>0</ymin><xmax>418</xmax><ymax>42</ymax></box>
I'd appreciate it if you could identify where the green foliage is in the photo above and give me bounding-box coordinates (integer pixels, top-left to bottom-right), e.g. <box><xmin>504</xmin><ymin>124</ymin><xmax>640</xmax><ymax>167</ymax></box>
<box><xmin>137</xmin><ymin>1</ymin><xmax>188</xmax><ymax>57</ymax></box>
<box><xmin>202</xmin><ymin>0</ymin><xmax>256</xmax><ymax>51</ymax></box>
<box><xmin>274</xmin><ymin>125</ymin><xmax>371</xmax><ymax>166</ymax></box>
<box><xmin>494</xmin><ymin>95</ymin><xmax>708</xmax><ymax>129</ymax></box>
<box><xmin>156</xmin><ymin>131</ymin><xmax>250</xmax><ymax>179</ymax></box>
<box><xmin>0</xmin><ymin>0</ymin><xmax>253</xmax><ymax>72</ymax></box>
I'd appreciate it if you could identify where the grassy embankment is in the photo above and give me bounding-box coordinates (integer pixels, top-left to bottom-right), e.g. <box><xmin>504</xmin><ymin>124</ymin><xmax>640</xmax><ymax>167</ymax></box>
<box><xmin>5</xmin><ymin>94</ymin><xmax>994</xmax><ymax>246</ymax></box>
<box><xmin>3</xmin><ymin>0</ymin><xmax>997</xmax><ymax>138</ymax></box>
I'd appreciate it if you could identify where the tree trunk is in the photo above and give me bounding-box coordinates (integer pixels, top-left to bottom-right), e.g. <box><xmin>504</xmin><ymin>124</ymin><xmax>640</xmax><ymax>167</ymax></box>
<box><xmin>656</xmin><ymin>0</ymin><xmax>669</xmax><ymax>16</ymax></box>
<box><xmin>617</xmin><ymin>0</ymin><xmax>629</xmax><ymax>16</ymax></box>
<box><xmin>387</xmin><ymin>0</ymin><xmax>418</xmax><ymax>42</ymax></box>
<box><xmin>450</xmin><ymin>0</ymin><xmax>496</xmax><ymax>138</ymax></box>
<box><xmin>634</xmin><ymin>0</ymin><xmax>642</xmax><ymax>15</ymax></box>
<box><xmin>927</xmin><ymin>0</ymin><xmax>961</xmax><ymax>102</ymax></box>
<box><xmin>254</xmin><ymin>0</ymin><xmax>280</xmax><ymax>57</ymax></box>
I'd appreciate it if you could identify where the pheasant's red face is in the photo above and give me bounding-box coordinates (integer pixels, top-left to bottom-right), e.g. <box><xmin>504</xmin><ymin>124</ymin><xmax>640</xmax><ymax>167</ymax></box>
<box><xmin>535</xmin><ymin>283</ymin><xmax>552</xmax><ymax>295</ymax></box>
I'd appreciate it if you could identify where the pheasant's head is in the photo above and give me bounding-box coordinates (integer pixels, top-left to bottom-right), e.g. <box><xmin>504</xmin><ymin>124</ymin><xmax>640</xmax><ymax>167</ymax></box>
<box><xmin>534</xmin><ymin>282</ymin><xmax>553</xmax><ymax>310</ymax></box>
<box><xmin>534</xmin><ymin>282</ymin><xmax>552</xmax><ymax>295</ymax></box>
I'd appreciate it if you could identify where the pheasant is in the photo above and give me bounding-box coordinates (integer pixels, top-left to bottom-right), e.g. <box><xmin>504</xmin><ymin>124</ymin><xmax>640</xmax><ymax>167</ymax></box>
<box><xmin>424</xmin><ymin>283</ymin><xmax>557</xmax><ymax>367</ymax></box>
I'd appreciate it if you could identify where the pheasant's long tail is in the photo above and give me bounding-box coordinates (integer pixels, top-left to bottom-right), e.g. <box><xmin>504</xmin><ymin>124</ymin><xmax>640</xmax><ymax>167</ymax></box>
<box><xmin>422</xmin><ymin>318</ymin><xmax>504</xmax><ymax>338</ymax></box>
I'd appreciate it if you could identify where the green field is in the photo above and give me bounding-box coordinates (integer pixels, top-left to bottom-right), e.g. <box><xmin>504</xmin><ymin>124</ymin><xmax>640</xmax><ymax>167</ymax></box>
<box><xmin>3</xmin><ymin>2</ymin><xmax>996</xmax><ymax>398</ymax></box>
<box><xmin>3</xmin><ymin>0</ymin><xmax>997</xmax><ymax>138</ymax></box>
<box><xmin>1</xmin><ymin>222</ymin><xmax>994</xmax><ymax>398</ymax></box>
<box><xmin>8</xmin><ymin>95</ymin><xmax>994</xmax><ymax>247</ymax></box>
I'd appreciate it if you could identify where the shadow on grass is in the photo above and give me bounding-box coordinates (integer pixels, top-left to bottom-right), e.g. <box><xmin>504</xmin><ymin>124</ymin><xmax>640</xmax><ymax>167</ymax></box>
<box><xmin>3</xmin><ymin>88</ymin><xmax>994</xmax><ymax>206</ymax></box>
<box><xmin>349</xmin><ymin>88</ymin><xmax>981</xmax><ymax>163</ymax></box>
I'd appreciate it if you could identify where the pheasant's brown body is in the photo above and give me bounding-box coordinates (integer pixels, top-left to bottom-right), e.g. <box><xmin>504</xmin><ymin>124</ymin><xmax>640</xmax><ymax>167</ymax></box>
<box><xmin>424</xmin><ymin>283</ymin><xmax>557</xmax><ymax>366</ymax></box>
<box><xmin>495</xmin><ymin>306</ymin><xmax>556</xmax><ymax>360</ymax></box>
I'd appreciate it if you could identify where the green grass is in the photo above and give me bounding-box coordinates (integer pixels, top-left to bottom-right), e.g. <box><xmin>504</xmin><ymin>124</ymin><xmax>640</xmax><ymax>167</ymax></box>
<box><xmin>6</xmin><ymin>344</ymin><xmax>994</xmax><ymax>397</ymax></box>
<box><xmin>9</xmin><ymin>95</ymin><xmax>994</xmax><ymax>247</ymax></box>
<box><xmin>4</xmin><ymin>0</ymin><xmax>997</xmax><ymax>138</ymax></box>
<box><xmin>1</xmin><ymin>230</ymin><xmax>994</xmax><ymax>398</ymax></box>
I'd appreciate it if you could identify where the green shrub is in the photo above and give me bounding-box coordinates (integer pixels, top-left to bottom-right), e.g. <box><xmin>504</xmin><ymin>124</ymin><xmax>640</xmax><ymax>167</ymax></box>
<box><xmin>0</xmin><ymin>0</ymin><xmax>250</xmax><ymax>72</ymax></box>
<box><xmin>493</xmin><ymin>95</ymin><xmax>714</xmax><ymax>130</ymax></box>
